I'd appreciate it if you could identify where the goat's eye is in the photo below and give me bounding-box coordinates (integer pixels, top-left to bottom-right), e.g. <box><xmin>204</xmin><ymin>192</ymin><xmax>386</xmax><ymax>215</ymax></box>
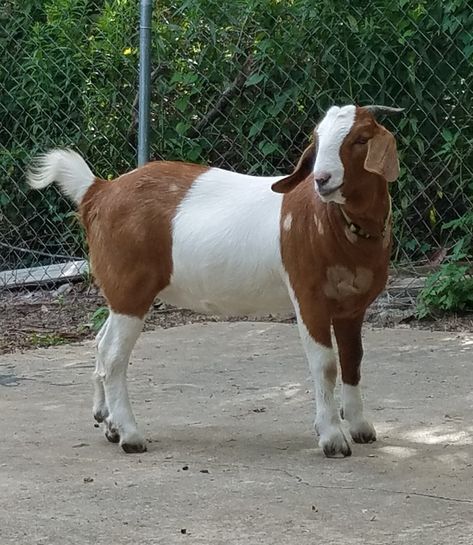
<box><xmin>354</xmin><ymin>137</ymin><xmax>369</xmax><ymax>145</ymax></box>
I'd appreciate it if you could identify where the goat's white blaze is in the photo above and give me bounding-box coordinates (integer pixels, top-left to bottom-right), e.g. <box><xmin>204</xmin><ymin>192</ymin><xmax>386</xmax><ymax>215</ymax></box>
<box><xmin>159</xmin><ymin>168</ymin><xmax>292</xmax><ymax>316</ymax></box>
<box><xmin>313</xmin><ymin>105</ymin><xmax>356</xmax><ymax>203</ymax></box>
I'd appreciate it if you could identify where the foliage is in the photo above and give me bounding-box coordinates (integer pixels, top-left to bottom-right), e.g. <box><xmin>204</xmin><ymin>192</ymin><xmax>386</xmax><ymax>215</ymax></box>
<box><xmin>1</xmin><ymin>0</ymin><xmax>472</xmax><ymax>313</ymax></box>
<box><xmin>29</xmin><ymin>332</ymin><xmax>68</xmax><ymax>347</ymax></box>
<box><xmin>417</xmin><ymin>263</ymin><xmax>473</xmax><ymax>317</ymax></box>
<box><xmin>417</xmin><ymin>212</ymin><xmax>473</xmax><ymax>317</ymax></box>
<box><xmin>90</xmin><ymin>306</ymin><xmax>109</xmax><ymax>332</ymax></box>
<box><xmin>1</xmin><ymin>0</ymin><xmax>138</xmax><ymax>266</ymax></box>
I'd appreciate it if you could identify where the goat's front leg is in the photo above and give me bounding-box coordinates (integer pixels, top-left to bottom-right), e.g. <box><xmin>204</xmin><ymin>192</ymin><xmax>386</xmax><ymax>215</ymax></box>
<box><xmin>291</xmin><ymin>294</ymin><xmax>351</xmax><ymax>457</ymax></box>
<box><xmin>333</xmin><ymin>314</ymin><xmax>376</xmax><ymax>443</ymax></box>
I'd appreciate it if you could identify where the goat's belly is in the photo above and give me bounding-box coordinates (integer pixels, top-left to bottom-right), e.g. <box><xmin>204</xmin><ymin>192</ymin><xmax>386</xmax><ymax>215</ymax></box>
<box><xmin>158</xmin><ymin>270</ymin><xmax>292</xmax><ymax>316</ymax></box>
<box><xmin>159</xmin><ymin>167</ymin><xmax>292</xmax><ymax>316</ymax></box>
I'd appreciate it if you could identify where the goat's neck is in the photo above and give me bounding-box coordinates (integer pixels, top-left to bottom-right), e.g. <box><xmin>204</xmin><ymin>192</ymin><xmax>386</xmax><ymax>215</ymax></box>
<box><xmin>335</xmin><ymin>184</ymin><xmax>391</xmax><ymax>240</ymax></box>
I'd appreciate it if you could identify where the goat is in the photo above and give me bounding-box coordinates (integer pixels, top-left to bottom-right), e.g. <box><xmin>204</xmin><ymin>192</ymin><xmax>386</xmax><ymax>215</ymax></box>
<box><xmin>28</xmin><ymin>104</ymin><xmax>402</xmax><ymax>457</ymax></box>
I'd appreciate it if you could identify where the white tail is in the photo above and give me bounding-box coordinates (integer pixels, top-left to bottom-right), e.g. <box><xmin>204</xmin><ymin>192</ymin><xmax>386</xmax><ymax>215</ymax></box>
<box><xmin>27</xmin><ymin>149</ymin><xmax>96</xmax><ymax>205</ymax></box>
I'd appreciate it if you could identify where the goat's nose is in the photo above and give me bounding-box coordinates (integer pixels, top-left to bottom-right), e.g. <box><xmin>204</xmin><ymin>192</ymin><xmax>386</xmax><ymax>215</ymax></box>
<box><xmin>314</xmin><ymin>172</ymin><xmax>332</xmax><ymax>188</ymax></box>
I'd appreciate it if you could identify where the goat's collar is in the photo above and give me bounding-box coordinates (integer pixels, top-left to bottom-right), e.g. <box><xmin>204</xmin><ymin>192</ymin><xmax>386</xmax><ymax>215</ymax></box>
<box><xmin>338</xmin><ymin>196</ymin><xmax>392</xmax><ymax>240</ymax></box>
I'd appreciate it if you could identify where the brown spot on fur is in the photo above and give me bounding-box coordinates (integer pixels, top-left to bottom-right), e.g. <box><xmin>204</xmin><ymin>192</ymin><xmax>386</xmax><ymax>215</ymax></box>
<box><xmin>324</xmin><ymin>266</ymin><xmax>373</xmax><ymax>301</ymax></box>
<box><xmin>80</xmin><ymin>161</ymin><xmax>208</xmax><ymax>317</ymax></box>
<box><xmin>324</xmin><ymin>360</ymin><xmax>337</xmax><ymax>386</ymax></box>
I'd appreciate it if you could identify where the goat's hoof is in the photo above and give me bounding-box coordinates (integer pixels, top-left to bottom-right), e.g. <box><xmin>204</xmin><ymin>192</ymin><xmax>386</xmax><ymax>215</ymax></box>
<box><xmin>121</xmin><ymin>440</ymin><xmax>147</xmax><ymax>454</ymax></box>
<box><xmin>105</xmin><ymin>428</ymin><xmax>120</xmax><ymax>443</ymax></box>
<box><xmin>319</xmin><ymin>427</ymin><xmax>352</xmax><ymax>458</ymax></box>
<box><xmin>323</xmin><ymin>442</ymin><xmax>352</xmax><ymax>458</ymax></box>
<box><xmin>120</xmin><ymin>430</ymin><xmax>147</xmax><ymax>453</ymax></box>
<box><xmin>93</xmin><ymin>408</ymin><xmax>109</xmax><ymax>424</ymax></box>
<box><xmin>104</xmin><ymin>419</ymin><xmax>120</xmax><ymax>443</ymax></box>
<box><xmin>350</xmin><ymin>420</ymin><xmax>377</xmax><ymax>444</ymax></box>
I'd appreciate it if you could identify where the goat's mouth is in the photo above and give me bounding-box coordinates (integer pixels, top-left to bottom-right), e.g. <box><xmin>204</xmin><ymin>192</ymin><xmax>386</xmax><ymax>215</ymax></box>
<box><xmin>318</xmin><ymin>184</ymin><xmax>343</xmax><ymax>198</ymax></box>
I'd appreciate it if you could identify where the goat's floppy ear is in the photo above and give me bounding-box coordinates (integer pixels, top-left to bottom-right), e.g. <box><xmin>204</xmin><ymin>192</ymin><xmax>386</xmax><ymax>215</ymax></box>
<box><xmin>271</xmin><ymin>142</ymin><xmax>316</xmax><ymax>194</ymax></box>
<box><xmin>364</xmin><ymin>127</ymin><xmax>399</xmax><ymax>182</ymax></box>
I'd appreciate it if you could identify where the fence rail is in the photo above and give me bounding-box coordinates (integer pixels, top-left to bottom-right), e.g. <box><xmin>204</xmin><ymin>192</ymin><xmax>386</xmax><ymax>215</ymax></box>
<box><xmin>1</xmin><ymin>0</ymin><xmax>472</xmax><ymax>296</ymax></box>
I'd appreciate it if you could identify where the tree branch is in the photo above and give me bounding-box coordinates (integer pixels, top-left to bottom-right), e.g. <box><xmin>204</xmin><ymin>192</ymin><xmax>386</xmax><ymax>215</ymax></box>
<box><xmin>190</xmin><ymin>56</ymin><xmax>254</xmax><ymax>137</ymax></box>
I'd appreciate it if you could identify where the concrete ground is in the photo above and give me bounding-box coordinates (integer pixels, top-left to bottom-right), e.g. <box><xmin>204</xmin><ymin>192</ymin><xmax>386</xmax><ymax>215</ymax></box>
<box><xmin>0</xmin><ymin>322</ymin><xmax>472</xmax><ymax>545</ymax></box>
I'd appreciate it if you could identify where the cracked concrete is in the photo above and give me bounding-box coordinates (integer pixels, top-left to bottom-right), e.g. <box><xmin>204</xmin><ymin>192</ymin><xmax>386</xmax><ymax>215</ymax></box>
<box><xmin>0</xmin><ymin>322</ymin><xmax>472</xmax><ymax>544</ymax></box>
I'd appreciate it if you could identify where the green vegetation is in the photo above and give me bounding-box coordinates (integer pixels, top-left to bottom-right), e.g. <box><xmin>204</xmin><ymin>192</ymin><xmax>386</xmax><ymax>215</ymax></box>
<box><xmin>89</xmin><ymin>306</ymin><xmax>109</xmax><ymax>332</ymax></box>
<box><xmin>30</xmin><ymin>332</ymin><xmax>68</xmax><ymax>347</ymax></box>
<box><xmin>1</xmin><ymin>0</ymin><xmax>471</xmax><ymax>314</ymax></box>
<box><xmin>417</xmin><ymin>213</ymin><xmax>473</xmax><ymax>317</ymax></box>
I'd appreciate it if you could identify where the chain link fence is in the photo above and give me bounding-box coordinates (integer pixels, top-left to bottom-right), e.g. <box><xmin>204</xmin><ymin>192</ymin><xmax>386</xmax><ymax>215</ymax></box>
<box><xmin>1</xmin><ymin>1</ymin><xmax>472</xmax><ymax>305</ymax></box>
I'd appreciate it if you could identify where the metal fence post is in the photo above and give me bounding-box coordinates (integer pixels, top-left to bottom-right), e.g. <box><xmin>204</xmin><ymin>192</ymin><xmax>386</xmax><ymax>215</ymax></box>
<box><xmin>138</xmin><ymin>0</ymin><xmax>153</xmax><ymax>166</ymax></box>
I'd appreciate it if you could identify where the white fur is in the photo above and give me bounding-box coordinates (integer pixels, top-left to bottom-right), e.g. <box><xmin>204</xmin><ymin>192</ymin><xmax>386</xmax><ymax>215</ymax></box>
<box><xmin>341</xmin><ymin>383</ymin><xmax>364</xmax><ymax>423</ymax></box>
<box><xmin>96</xmin><ymin>312</ymin><xmax>145</xmax><ymax>449</ymax></box>
<box><xmin>27</xmin><ymin>149</ymin><xmax>95</xmax><ymax>205</ymax></box>
<box><xmin>286</xmin><ymin>282</ymin><xmax>351</xmax><ymax>456</ymax></box>
<box><xmin>342</xmin><ymin>383</ymin><xmax>376</xmax><ymax>440</ymax></box>
<box><xmin>93</xmin><ymin>316</ymin><xmax>110</xmax><ymax>421</ymax></box>
<box><xmin>314</xmin><ymin>105</ymin><xmax>356</xmax><ymax>203</ymax></box>
<box><xmin>159</xmin><ymin>168</ymin><xmax>292</xmax><ymax>316</ymax></box>
<box><xmin>283</xmin><ymin>213</ymin><xmax>292</xmax><ymax>232</ymax></box>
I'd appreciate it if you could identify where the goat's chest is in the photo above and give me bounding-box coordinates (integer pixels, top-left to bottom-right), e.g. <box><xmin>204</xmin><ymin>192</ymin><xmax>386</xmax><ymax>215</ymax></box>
<box><xmin>281</xmin><ymin>228</ymin><xmax>389</xmax><ymax>317</ymax></box>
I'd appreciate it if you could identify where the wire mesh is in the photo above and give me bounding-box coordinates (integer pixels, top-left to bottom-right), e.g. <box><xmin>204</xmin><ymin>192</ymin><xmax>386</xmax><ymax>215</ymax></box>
<box><xmin>1</xmin><ymin>0</ymin><xmax>472</xmax><ymax>296</ymax></box>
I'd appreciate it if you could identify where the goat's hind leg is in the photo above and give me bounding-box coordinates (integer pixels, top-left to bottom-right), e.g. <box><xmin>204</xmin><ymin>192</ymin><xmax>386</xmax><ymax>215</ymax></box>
<box><xmin>97</xmin><ymin>311</ymin><xmax>146</xmax><ymax>452</ymax></box>
<box><xmin>93</xmin><ymin>316</ymin><xmax>110</xmax><ymax>425</ymax></box>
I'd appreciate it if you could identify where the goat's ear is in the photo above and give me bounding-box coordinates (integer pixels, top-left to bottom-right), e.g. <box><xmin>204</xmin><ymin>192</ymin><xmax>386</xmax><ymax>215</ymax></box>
<box><xmin>271</xmin><ymin>142</ymin><xmax>316</xmax><ymax>194</ymax></box>
<box><xmin>364</xmin><ymin>127</ymin><xmax>399</xmax><ymax>182</ymax></box>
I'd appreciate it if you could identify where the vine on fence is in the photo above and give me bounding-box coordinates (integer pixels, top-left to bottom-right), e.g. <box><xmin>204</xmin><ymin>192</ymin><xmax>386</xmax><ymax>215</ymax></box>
<box><xmin>1</xmin><ymin>0</ymin><xmax>472</xmax><ymax>311</ymax></box>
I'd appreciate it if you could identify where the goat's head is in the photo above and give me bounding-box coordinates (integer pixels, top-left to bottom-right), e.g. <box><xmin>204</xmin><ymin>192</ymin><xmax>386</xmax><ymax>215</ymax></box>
<box><xmin>272</xmin><ymin>105</ymin><xmax>403</xmax><ymax>202</ymax></box>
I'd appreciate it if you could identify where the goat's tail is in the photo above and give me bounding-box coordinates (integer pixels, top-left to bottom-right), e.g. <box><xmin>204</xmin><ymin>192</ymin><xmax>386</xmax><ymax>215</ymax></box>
<box><xmin>27</xmin><ymin>149</ymin><xmax>96</xmax><ymax>206</ymax></box>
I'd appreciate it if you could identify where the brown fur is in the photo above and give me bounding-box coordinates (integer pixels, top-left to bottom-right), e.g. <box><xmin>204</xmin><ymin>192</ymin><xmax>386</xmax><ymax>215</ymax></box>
<box><xmin>333</xmin><ymin>314</ymin><xmax>364</xmax><ymax>385</ymax></box>
<box><xmin>272</xmin><ymin>141</ymin><xmax>316</xmax><ymax>194</ymax></box>
<box><xmin>278</xmin><ymin>107</ymin><xmax>397</xmax><ymax>384</ymax></box>
<box><xmin>79</xmin><ymin>161</ymin><xmax>208</xmax><ymax>317</ymax></box>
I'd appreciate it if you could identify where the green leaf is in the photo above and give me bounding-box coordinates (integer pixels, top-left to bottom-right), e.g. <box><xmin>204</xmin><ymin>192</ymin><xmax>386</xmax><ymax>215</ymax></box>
<box><xmin>442</xmin><ymin>129</ymin><xmax>454</xmax><ymax>142</ymax></box>
<box><xmin>249</xmin><ymin>120</ymin><xmax>265</xmax><ymax>137</ymax></box>
<box><xmin>175</xmin><ymin>96</ymin><xmax>190</xmax><ymax>113</ymax></box>
<box><xmin>245</xmin><ymin>73</ymin><xmax>265</xmax><ymax>87</ymax></box>
<box><xmin>176</xmin><ymin>121</ymin><xmax>191</xmax><ymax>136</ymax></box>
<box><xmin>346</xmin><ymin>15</ymin><xmax>358</xmax><ymax>32</ymax></box>
<box><xmin>259</xmin><ymin>141</ymin><xmax>278</xmax><ymax>156</ymax></box>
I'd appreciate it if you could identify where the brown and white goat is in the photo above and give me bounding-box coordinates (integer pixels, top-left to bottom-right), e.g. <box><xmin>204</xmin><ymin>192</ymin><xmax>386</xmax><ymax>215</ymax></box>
<box><xmin>28</xmin><ymin>104</ymin><xmax>402</xmax><ymax>457</ymax></box>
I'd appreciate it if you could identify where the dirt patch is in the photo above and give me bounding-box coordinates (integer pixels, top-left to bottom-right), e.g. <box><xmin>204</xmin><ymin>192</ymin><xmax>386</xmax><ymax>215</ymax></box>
<box><xmin>0</xmin><ymin>282</ymin><xmax>471</xmax><ymax>354</ymax></box>
<box><xmin>0</xmin><ymin>283</ymin><xmax>294</xmax><ymax>354</ymax></box>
